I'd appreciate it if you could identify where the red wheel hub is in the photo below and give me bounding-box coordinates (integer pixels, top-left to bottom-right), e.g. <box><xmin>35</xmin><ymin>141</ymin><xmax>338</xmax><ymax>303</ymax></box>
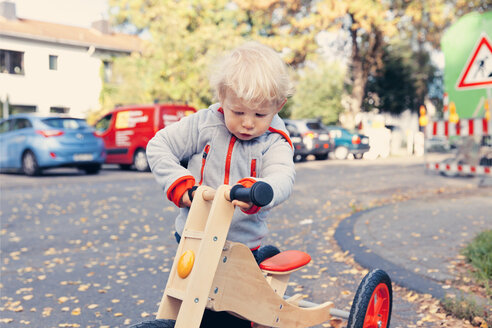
<box><xmin>363</xmin><ymin>283</ymin><xmax>390</xmax><ymax>328</ymax></box>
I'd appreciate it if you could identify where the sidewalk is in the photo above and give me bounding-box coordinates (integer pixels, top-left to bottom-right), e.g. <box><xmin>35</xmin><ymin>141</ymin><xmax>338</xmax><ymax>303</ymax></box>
<box><xmin>335</xmin><ymin>185</ymin><xmax>492</xmax><ymax>304</ymax></box>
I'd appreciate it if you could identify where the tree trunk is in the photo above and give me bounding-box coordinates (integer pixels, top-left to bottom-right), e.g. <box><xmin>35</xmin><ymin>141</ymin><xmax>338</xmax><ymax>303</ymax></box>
<box><xmin>342</xmin><ymin>14</ymin><xmax>383</xmax><ymax>129</ymax></box>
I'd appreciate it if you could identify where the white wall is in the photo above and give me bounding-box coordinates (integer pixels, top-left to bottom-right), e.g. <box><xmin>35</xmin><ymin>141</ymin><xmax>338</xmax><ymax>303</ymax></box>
<box><xmin>0</xmin><ymin>36</ymin><xmax>105</xmax><ymax>117</ymax></box>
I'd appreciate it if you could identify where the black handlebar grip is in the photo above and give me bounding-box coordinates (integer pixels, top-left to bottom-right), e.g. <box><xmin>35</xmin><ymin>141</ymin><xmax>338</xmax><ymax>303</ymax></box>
<box><xmin>230</xmin><ymin>181</ymin><xmax>274</xmax><ymax>207</ymax></box>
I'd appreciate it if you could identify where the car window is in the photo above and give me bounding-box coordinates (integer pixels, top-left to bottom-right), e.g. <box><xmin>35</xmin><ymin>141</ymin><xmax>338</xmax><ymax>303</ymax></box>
<box><xmin>306</xmin><ymin>122</ymin><xmax>323</xmax><ymax>130</ymax></box>
<box><xmin>285</xmin><ymin>124</ymin><xmax>300</xmax><ymax>137</ymax></box>
<box><xmin>329</xmin><ymin>129</ymin><xmax>342</xmax><ymax>139</ymax></box>
<box><xmin>95</xmin><ymin>114</ymin><xmax>112</xmax><ymax>132</ymax></box>
<box><xmin>12</xmin><ymin>118</ymin><xmax>32</xmax><ymax>131</ymax></box>
<box><xmin>42</xmin><ymin>118</ymin><xmax>88</xmax><ymax>129</ymax></box>
<box><xmin>0</xmin><ymin>120</ymin><xmax>12</xmax><ymax>133</ymax></box>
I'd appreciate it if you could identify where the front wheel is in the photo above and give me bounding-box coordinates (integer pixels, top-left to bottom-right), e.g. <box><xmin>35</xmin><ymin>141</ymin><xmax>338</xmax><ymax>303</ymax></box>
<box><xmin>134</xmin><ymin>149</ymin><xmax>150</xmax><ymax>172</ymax></box>
<box><xmin>129</xmin><ymin>319</ymin><xmax>175</xmax><ymax>328</ymax></box>
<box><xmin>347</xmin><ymin>269</ymin><xmax>392</xmax><ymax>328</ymax></box>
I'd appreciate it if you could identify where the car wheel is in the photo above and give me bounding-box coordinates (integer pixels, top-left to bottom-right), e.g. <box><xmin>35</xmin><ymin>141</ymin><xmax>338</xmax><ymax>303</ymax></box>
<box><xmin>334</xmin><ymin>146</ymin><xmax>349</xmax><ymax>160</ymax></box>
<box><xmin>134</xmin><ymin>149</ymin><xmax>150</xmax><ymax>172</ymax></box>
<box><xmin>22</xmin><ymin>151</ymin><xmax>41</xmax><ymax>176</ymax></box>
<box><xmin>119</xmin><ymin>164</ymin><xmax>132</xmax><ymax>170</ymax></box>
<box><xmin>315</xmin><ymin>153</ymin><xmax>329</xmax><ymax>160</ymax></box>
<box><xmin>79</xmin><ymin>164</ymin><xmax>101</xmax><ymax>175</ymax></box>
<box><xmin>354</xmin><ymin>153</ymin><xmax>363</xmax><ymax>160</ymax></box>
<box><xmin>294</xmin><ymin>154</ymin><xmax>306</xmax><ymax>162</ymax></box>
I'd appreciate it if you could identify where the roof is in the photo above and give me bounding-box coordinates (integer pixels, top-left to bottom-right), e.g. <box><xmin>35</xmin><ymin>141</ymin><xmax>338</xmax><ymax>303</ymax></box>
<box><xmin>0</xmin><ymin>17</ymin><xmax>142</xmax><ymax>53</ymax></box>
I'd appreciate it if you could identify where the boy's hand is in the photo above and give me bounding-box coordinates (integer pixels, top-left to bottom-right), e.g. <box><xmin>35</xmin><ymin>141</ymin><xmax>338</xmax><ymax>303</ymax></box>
<box><xmin>180</xmin><ymin>186</ymin><xmax>197</xmax><ymax>208</ymax></box>
<box><xmin>231</xmin><ymin>199</ymin><xmax>253</xmax><ymax>211</ymax></box>
<box><xmin>225</xmin><ymin>185</ymin><xmax>253</xmax><ymax>211</ymax></box>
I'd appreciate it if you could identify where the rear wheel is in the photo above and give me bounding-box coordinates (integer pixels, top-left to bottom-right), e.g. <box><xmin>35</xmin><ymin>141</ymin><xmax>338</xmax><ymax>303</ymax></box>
<box><xmin>119</xmin><ymin>164</ymin><xmax>132</xmax><ymax>170</ymax></box>
<box><xmin>129</xmin><ymin>319</ymin><xmax>175</xmax><ymax>328</ymax></box>
<box><xmin>294</xmin><ymin>154</ymin><xmax>306</xmax><ymax>162</ymax></box>
<box><xmin>315</xmin><ymin>153</ymin><xmax>329</xmax><ymax>160</ymax></box>
<box><xmin>334</xmin><ymin>146</ymin><xmax>349</xmax><ymax>160</ymax></box>
<box><xmin>347</xmin><ymin>269</ymin><xmax>392</xmax><ymax>328</ymax></box>
<box><xmin>354</xmin><ymin>153</ymin><xmax>363</xmax><ymax>160</ymax></box>
<box><xmin>134</xmin><ymin>149</ymin><xmax>150</xmax><ymax>172</ymax></box>
<box><xmin>79</xmin><ymin>164</ymin><xmax>101</xmax><ymax>175</ymax></box>
<box><xmin>22</xmin><ymin>151</ymin><xmax>41</xmax><ymax>176</ymax></box>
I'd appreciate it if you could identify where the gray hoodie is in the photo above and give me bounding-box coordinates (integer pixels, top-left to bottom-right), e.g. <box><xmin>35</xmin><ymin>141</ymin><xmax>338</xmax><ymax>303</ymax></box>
<box><xmin>146</xmin><ymin>103</ymin><xmax>295</xmax><ymax>248</ymax></box>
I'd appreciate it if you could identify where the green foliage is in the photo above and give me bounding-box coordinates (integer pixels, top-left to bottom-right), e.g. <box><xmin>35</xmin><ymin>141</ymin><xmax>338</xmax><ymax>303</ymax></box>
<box><xmin>291</xmin><ymin>62</ymin><xmax>346</xmax><ymax>125</ymax></box>
<box><xmin>365</xmin><ymin>40</ymin><xmax>437</xmax><ymax>114</ymax></box>
<box><xmin>102</xmin><ymin>0</ymin><xmax>489</xmax><ymax>123</ymax></box>
<box><xmin>462</xmin><ymin>229</ymin><xmax>492</xmax><ymax>295</ymax></box>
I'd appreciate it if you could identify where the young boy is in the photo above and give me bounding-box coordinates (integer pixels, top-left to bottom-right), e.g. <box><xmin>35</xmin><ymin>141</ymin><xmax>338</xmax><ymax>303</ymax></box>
<box><xmin>147</xmin><ymin>41</ymin><xmax>296</xmax><ymax>260</ymax></box>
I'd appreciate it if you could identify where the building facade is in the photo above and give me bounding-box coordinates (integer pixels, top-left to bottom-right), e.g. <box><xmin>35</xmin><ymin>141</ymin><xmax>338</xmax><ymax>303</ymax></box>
<box><xmin>0</xmin><ymin>1</ymin><xmax>141</xmax><ymax>118</ymax></box>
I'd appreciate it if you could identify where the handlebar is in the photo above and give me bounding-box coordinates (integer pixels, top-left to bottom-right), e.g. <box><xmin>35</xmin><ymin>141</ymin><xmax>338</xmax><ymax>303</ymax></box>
<box><xmin>229</xmin><ymin>181</ymin><xmax>273</xmax><ymax>207</ymax></box>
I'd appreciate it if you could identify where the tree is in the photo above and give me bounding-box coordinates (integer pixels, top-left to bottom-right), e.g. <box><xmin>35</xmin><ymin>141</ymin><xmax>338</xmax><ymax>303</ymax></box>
<box><xmin>365</xmin><ymin>41</ymin><xmax>419</xmax><ymax>115</ymax></box>
<box><xmin>291</xmin><ymin>61</ymin><xmax>346</xmax><ymax>125</ymax></box>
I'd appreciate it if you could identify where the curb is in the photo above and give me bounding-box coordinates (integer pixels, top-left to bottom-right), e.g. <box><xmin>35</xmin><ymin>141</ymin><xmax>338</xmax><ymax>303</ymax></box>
<box><xmin>334</xmin><ymin>207</ymin><xmax>460</xmax><ymax>300</ymax></box>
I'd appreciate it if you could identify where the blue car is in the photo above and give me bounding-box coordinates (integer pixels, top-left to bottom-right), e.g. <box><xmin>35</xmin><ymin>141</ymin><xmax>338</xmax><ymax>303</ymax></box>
<box><xmin>324</xmin><ymin>125</ymin><xmax>370</xmax><ymax>160</ymax></box>
<box><xmin>0</xmin><ymin>114</ymin><xmax>106</xmax><ymax>176</ymax></box>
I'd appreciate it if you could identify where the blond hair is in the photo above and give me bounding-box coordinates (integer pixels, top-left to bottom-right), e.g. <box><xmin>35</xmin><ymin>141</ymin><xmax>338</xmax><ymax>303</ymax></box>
<box><xmin>210</xmin><ymin>41</ymin><xmax>294</xmax><ymax>108</ymax></box>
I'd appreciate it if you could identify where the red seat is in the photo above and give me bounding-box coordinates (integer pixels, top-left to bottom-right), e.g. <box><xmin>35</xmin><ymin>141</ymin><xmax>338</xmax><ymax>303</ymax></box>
<box><xmin>259</xmin><ymin>250</ymin><xmax>311</xmax><ymax>272</ymax></box>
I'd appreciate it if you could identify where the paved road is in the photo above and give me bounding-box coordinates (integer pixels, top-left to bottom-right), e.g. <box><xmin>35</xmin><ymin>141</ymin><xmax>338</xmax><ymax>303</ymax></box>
<box><xmin>1</xmin><ymin>158</ymin><xmax>489</xmax><ymax>327</ymax></box>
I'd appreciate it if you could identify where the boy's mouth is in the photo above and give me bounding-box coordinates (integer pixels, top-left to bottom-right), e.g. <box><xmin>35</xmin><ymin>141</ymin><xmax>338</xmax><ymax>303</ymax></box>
<box><xmin>238</xmin><ymin>133</ymin><xmax>253</xmax><ymax>139</ymax></box>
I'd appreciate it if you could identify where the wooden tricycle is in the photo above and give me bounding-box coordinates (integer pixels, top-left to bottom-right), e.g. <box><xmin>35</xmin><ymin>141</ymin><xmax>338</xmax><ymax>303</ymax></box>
<box><xmin>131</xmin><ymin>182</ymin><xmax>392</xmax><ymax>328</ymax></box>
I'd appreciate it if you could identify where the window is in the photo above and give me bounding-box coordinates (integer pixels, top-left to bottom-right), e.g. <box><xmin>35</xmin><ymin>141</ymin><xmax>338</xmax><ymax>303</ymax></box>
<box><xmin>42</xmin><ymin>118</ymin><xmax>88</xmax><ymax>129</ymax></box>
<box><xmin>50</xmin><ymin>106</ymin><xmax>69</xmax><ymax>113</ymax></box>
<box><xmin>0</xmin><ymin>49</ymin><xmax>24</xmax><ymax>75</ymax></box>
<box><xmin>0</xmin><ymin>120</ymin><xmax>12</xmax><ymax>134</ymax></box>
<box><xmin>95</xmin><ymin>114</ymin><xmax>112</xmax><ymax>132</ymax></box>
<box><xmin>10</xmin><ymin>105</ymin><xmax>36</xmax><ymax>115</ymax></box>
<box><xmin>49</xmin><ymin>55</ymin><xmax>58</xmax><ymax>70</ymax></box>
<box><xmin>103</xmin><ymin>60</ymin><xmax>112</xmax><ymax>82</ymax></box>
<box><xmin>12</xmin><ymin>118</ymin><xmax>32</xmax><ymax>130</ymax></box>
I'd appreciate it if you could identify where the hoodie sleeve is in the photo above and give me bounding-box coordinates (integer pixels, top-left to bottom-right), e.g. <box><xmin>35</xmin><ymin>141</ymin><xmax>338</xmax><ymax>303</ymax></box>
<box><xmin>146</xmin><ymin>112</ymin><xmax>201</xmax><ymax>205</ymax></box>
<box><xmin>258</xmin><ymin>134</ymin><xmax>296</xmax><ymax>210</ymax></box>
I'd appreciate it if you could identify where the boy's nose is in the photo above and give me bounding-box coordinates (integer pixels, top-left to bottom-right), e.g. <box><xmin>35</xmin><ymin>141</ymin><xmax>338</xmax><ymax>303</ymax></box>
<box><xmin>242</xmin><ymin>117</ymin><xmax>254</xmax><ymax>129</ymax></box>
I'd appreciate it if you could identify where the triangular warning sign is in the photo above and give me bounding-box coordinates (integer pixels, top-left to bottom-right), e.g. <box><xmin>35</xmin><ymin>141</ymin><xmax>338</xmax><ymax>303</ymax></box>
<box><xmin>456</xmin><ymin>34</ymin><xmax>492</xmax><ymax>90</ymax></box>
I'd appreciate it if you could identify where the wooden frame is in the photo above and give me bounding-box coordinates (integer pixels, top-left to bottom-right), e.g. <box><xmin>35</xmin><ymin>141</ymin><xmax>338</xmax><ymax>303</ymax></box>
<box><xmin>156</xmin><ymin>185</ymin><xmax>334</xmax><ymax>328</ymax></box>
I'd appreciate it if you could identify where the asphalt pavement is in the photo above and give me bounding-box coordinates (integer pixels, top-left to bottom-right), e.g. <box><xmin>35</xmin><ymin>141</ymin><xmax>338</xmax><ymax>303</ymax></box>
<box><xmin>335</xmin><ymin>175</ymin><xmax>492</xmax><ymax>306</ymax></box>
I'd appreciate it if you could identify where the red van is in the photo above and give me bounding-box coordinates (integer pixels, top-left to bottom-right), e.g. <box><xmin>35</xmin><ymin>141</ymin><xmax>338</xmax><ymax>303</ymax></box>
<box><xmin>94</xmin><ymin>104</ymin><xmax>196</xmax><ymax>171</ymax></box>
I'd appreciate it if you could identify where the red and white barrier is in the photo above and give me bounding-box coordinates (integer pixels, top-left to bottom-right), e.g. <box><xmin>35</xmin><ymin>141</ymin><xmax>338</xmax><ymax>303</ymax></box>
<box><xmin>425</xmin><ymin>118</ymin><xmax>491</xmax><ymax>138</ymax></box>
<box><xmin>426</xmin><ymin>162</ymin><xmax>491</xmax><ymax>176</ymax></box>
<box><xmin>425</xmin><ymin>118</ymin><xmax>491</xmax><ymax>178</ymax></box>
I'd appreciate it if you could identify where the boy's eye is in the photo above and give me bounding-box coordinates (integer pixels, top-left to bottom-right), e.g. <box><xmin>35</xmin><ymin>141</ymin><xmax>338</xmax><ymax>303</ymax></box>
<box><xmin>232</xmin><ymin>111</ymin><xmax>243</xmax><ymax>115</ymax></box>
<box><xmin>256</xmin><ymin>113</ymin><xmax>267</xmax><ymax>118</ymax></box>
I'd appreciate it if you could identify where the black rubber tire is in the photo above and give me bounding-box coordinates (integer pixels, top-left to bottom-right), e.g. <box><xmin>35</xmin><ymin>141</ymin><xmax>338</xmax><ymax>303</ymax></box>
<box><xmin>119</xmin><ymin>164</ymin><xmax>132</xmax><ymax>170</ymax></box>
<box><xmin>129</xmin><ymin>319</ymin><xmax>175</xmax><ymax>328</ymax></box>
<box><xmin>347</xmin><ymin>269</ymin><xmax>392</xmax><ymax>328</ymax></box>
<box><xmin>315</xmin><ymin>153</ymin><xmax>329</xmax><ymax>160</ymax></box>
<box><xmin>22</xmin><ymin>150</ymin><xmax>41</xmax><ymax>176</ymax></box>
<box><xmin>134</xmin><ymin>148</ymin><xmax>150</xmax><ymax>172</ymax></box>
<box><xmin>294</xmin><ymin>154</ymin><xmax>306</xmax><ymax>162</ymax></box>
<box><xmin>80</xmin><ymin>164</ymin><xmax>101</xmax><ymax>175</ymax></box>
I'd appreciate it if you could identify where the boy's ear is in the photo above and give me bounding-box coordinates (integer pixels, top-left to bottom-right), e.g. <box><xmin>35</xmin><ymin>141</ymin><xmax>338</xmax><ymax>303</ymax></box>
<box><xmin>277</xmin><ymin>98</ymin><xmax>287</xmax><ymax>112</ymax></box>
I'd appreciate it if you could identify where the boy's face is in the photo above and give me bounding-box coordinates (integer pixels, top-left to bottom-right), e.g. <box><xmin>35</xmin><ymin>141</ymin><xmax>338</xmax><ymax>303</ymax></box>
<box><xmin>221</xmin><ymin>92</ymin><xmax>282</xmax><ymax>141</ymax></box>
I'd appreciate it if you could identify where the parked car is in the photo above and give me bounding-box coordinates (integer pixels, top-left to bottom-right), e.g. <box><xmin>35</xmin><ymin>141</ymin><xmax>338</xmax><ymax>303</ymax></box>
<box><xmin>94</xmin><ymin>104</ymin><xmax>196</xmax><ymax>171</ymax></box>
<box><xmin>324</xmin><ymin>126</ymin><xmax>370</xmax><ymax>160</ymax></box>
<box><xmin>283</xmin><ymin>119</ymin><xmax>333</xmax><ymax>161</ymax></box>
<box><xmin>0</xmin><ymin>114</ymin><xmax>106</xmax><ymax>176</ymax></box>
